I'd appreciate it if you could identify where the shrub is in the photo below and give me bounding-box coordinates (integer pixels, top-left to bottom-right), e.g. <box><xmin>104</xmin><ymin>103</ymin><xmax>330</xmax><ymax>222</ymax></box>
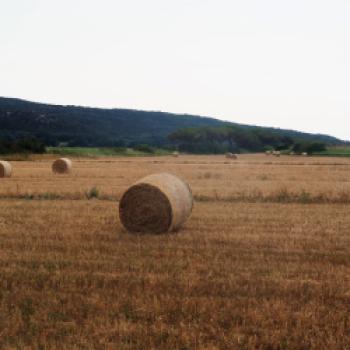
<box><xmin>134</xmin><ymin>144</ymin><xmax>155</xmax><ymax>153</ymax></box>
<box><xmin>86</xmin><ymin>187</ymin><xmax>99</xmax><ymax>199</ymax></box>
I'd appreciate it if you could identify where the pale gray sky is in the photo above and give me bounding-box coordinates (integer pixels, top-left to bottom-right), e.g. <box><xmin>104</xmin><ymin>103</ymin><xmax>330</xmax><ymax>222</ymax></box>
<box><xmin>1</xmin><ymin>0</ymin><xmax>350</xmax><ymax>139</ymax></box>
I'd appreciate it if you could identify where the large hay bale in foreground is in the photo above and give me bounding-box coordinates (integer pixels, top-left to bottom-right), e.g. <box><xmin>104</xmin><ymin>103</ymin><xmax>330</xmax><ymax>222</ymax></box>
<box><xmin>52</xmin><ymin>158</ymin><xmax>72</xmax><ymax>174</ymax></box>
<box><xmin>0</xmin><ymin>161</ymin><xmax>12</xmax><ymax>178</ymax></box>
<box><xmin>119</xmin><ymin>173</ymin><xmax>193</xmax><ymax>234</ymax></box>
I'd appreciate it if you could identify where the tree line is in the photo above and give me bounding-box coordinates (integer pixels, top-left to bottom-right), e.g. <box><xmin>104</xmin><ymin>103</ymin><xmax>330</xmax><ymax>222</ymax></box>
<box><xmin>168</xmin><ymin>126</ymin><xmax>327</xmax><ymax>154</ymax></box>
<box><xmin>0</xmin><ymin>128</ymin><xmax>327</xmax><ymax>155</ymax></box>
<box><xmin>0</xmin><ymin>137</ymin><xmax>46</xmax><ymax>154</ymax></box>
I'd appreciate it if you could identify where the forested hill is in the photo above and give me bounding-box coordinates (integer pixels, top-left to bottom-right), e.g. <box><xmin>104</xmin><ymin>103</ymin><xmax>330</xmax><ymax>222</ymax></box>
<box><xmin>0</xmin><ymin>97</ymin><xmax>345</xmax><ymax>149</ymax></box>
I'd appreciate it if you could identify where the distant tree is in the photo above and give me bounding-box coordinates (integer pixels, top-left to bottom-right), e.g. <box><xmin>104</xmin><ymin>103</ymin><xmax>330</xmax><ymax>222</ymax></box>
<box><xmin>292</xmin><ymin>141</ymin><xmax>326</xmax><ymax>154</ymax></box>
<box><xmin>16</xmin><ymin>137</ymin><xmax>46</xmax><ymax>153</ymax></box>
<box><xmin>134</xmin><ymin>144</ymin><xmax>155</xmax><ymax>153</ymax></box>
<box><xmin>306</xmin><ymin>142</ymin><xmax>326</xmax><ymax>154</ymax></box>
<box><xmin>0</xmin><ymin>137</ymin><xmax>46</xmax><ymax>154</ymax></box>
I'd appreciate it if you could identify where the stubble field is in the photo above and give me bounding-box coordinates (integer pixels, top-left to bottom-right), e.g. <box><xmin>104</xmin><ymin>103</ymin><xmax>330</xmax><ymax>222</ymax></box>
<box><xmin>0</xmin><ymin>154</ymin><xmax>349</xmax><ymax>349</ymax></box>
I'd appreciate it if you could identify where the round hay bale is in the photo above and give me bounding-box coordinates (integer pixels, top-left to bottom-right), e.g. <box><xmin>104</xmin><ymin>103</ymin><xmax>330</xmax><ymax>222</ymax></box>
<box><xmin>302</xmin><ymin>152</ymin><xmax>308</xmax><ymax>156</ymax></box>
<box><xmin>0</xmin><ymin>161</ymin><xmax>12</xmax><ymax>178</ymax></box>
<box><xmin>119</xmin><ymin>173</ymin><xmax>193</xmax><ymax>234</ymax></box>
<box><xmin>273</xmin><ymin>151</ymin><xmax>281</xmax><ymax>157</ymax></box>
<box><xmin>225</xmin><ymin>152</ymin><xmax>238</xmax><ymax>159</ymax></box>
<box><xmin>52</xmin><ymin>158</ymin><xmax>72</xmax><ymax>174</ymax></box>
<box><xmin>172</xmin><ymin>151</ymin><xmax>179</xmax><ymax>157</ymax></box>
<box><xmin>265</xmin><ymin>150</ymin><xmax>272</xmax><ymax>155</ymax></box>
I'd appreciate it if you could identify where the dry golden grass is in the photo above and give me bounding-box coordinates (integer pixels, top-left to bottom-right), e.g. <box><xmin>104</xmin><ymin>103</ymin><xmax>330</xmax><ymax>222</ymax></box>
<box><xmin>1</xmin><ymin>154</ymin><xmax>350</xmax><ymax>203</ymax></box>
<box><xmin>0</xmin><ymin>154</ymin><xmax>349</xmax><ymax>349</ymax></box>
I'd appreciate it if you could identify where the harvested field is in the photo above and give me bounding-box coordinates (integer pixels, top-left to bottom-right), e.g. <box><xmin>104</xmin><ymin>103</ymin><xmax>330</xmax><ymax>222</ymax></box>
<box><xmin>1</xmin><ymin>154</ymin><xmax>350</xmax><ymax>203</ymax></box>
<box><xmin>0</xmin><ymin>154</ymin><xmax>349</xmax><ymax>349</ymax></box>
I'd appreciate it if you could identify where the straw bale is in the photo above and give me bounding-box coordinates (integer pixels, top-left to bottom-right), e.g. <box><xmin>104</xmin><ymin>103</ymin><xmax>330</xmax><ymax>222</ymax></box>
<box><xmin>225</xmin><ymin>152</ymin><xmax>238</xmax><ymax>159</ymax></box>
<box><xmin>52</xmin><ymin>158</ymin><xmax>72</xmax><ymax>174</ymax></box>
<box><xmin>0</xmin><ymin>161</ymin><xmax>12</xmax><ymax>178</ymax></box>
<box><xmin>119</xmin><ymin>173</ymin><xmax>193</xmax><ymax>233</ymax></box>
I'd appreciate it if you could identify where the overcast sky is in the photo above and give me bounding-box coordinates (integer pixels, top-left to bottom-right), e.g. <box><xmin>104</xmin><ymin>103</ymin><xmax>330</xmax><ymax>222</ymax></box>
<box><xmin>1</xmin><ymin>0</ymin><xmax>350</xmax><ymax>140</ymax></box>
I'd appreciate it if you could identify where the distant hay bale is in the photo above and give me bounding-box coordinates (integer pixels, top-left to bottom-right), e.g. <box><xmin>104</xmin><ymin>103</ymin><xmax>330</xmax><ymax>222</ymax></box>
<box><xmin>172</xmin><ymin>151</ymin><xmax>179</xmax><ymax>157</ymax></box>
<box><xmin>302</xmin><ymin>152</ymin><xmax>308</xmax><ymax>156</ymax></box>
<box><xmin>273</xmin><ymin>151</ymin><xmax>281</xmax><ymax>157</ymax></box>
<box><xmin>0</xmin><ymin>161</ymin><xmax>12</xmax><ymax>178</ymax></box>
<box><xmin>265</xmin><ymin>150</ymin><xmax>272</xmax><ymax>155</ymax></box>
<box><xmin>225</xmin><ymin>152</ymin><xmax>238</xmax><ymax>159</ymax></box>
<box><xmin>52</xmin><ymin>158</ymin><xmax>72</xmax><ymax>174</ymax></box>
<box><xmin>119</xmin><ymin>173</ymin><xmax>193</xmax><ymax>234</ymax></box>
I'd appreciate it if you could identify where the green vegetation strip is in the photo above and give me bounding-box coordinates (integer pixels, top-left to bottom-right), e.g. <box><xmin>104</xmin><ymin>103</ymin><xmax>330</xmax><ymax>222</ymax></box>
<box><xmin>2</xmin><ymin>190</ymin><xmax>350</xmax><ymax>204</ymax></box>
<box><xmin>46</xmin><ymin>147</ymin><xmax>171</xmax><ymax>157</ymax></box>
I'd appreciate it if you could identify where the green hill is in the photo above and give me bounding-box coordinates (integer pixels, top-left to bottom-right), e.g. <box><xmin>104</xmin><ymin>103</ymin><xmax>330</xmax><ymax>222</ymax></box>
<box><xmin>0</xmin><ymin>97</ymin><xmax>346</xmax><ymax>152</ymax></box>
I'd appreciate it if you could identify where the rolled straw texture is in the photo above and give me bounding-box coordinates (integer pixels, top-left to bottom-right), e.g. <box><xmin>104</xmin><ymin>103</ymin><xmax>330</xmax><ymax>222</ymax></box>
<box><xmin>226</xmin><ymin>153</ymin><xmax>237</xmax><ymax>159</ymax></box>
<box><xmin>52</xmin><ymin>158</ymin><xmax>72</xmax><ymax>174</ymax></box>
<box><xmin>119</xmin><ymin>173</ymin><xmax>193</xmax><ymax>234</ymax></box>
<box><xmin>0</xmin><ymin>161</ymin><xmax>12</xmax><ymax>178</ymax></box>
